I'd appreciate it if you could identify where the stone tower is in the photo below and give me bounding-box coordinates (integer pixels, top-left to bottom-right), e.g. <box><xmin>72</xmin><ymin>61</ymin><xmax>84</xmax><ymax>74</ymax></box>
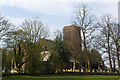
<box><xmin>63</xmin><ymin>25</ymin><xmax>82</xmax><ymax>54</ymax></box>
<box><xmin>63</xmin><ymin>25</ymin><xmax>82</xmax><ymax>71</ymax></box>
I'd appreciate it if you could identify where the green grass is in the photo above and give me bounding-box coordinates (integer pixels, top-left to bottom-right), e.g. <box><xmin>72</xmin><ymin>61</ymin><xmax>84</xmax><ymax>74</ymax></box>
<box><xmin>2</xmin><ymin>75</ymin><xmax>120</xmax><ymax>80</ymax></box>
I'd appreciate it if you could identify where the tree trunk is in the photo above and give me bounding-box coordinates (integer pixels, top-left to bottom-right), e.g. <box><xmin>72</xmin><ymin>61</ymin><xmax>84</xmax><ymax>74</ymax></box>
<box><xmin>83</xmin><ymin>32</ymin><xmax>91</xmax><ymax>71</ymax></box>
<box><xmin>112</xmin><ymin>57</ymin><xmax>116</xmax><ymax>72</ymax></box>
<box><xmin>87</xmin><ymin>57</ymin><xmax>91</xmax><ymax>71</ymax></box>
<box><xmin>107</xmin><ymin>26</ymin><xmax>112</xmax><ymax>73</ymax></box>
<box><xmin>116</xmin><ymin>46</ymin><xmax>120</xmax><ymax>72</ymax></box>
<box><xmin>18</xmin><ymin>67</ymin><xmax>21</xmax><ymax>74</ymax></box>
<box><xmin>107</xmin><ymin>38</ymin><xmax>112</xmax><ymax>73</ymax></box>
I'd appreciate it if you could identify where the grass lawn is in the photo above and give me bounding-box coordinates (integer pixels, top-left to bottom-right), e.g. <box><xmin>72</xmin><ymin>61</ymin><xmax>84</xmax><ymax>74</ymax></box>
<box><xmin>2</xmin><ymin>75</ymin><xmax>120</xmax><ymax>80</ymax></box>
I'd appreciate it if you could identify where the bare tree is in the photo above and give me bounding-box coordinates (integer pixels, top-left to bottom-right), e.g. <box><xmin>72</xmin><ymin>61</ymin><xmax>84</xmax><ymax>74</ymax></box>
<box><xmin>0</xmin><ymin>14</ymin><xmax>12</xmax><ymax>40</ymax></box>
<box><xmin>110</xmin><ymin>23</ymin><xmax>120</xmax><ymax>72</ymax></box>
<box><xmin>73</xmin><ymin>4</ymin><xmax>95</xmax><ymax>70</ymax></box>
<box><xmin>96</xmin><ymin>14</ymin><xmax>114</xmax><ymax>72</ymax></box>
<box><xmin>21</xmin><ymin>18</ymin><xmax>49</xmax><ymax>43</ymax></box>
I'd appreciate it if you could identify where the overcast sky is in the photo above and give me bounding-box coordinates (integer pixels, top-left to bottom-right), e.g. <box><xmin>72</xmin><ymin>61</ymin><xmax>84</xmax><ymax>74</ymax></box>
<box><xmin>0</xmin><ymin>0</ymin><xmax>118</xmax><ymax>40</ymax></box>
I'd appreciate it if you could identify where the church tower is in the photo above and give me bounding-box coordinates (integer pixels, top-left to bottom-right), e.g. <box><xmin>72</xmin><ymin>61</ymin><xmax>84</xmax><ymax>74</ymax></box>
<box><xmin>63</xmin><ymin>25</ymin><xmax>82</xmax><ymax>71</ymax></box>
<box><xmin>63</xmin><ymin>25</ymin><xmax>82</xmax><ymax>53</ymax></box>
